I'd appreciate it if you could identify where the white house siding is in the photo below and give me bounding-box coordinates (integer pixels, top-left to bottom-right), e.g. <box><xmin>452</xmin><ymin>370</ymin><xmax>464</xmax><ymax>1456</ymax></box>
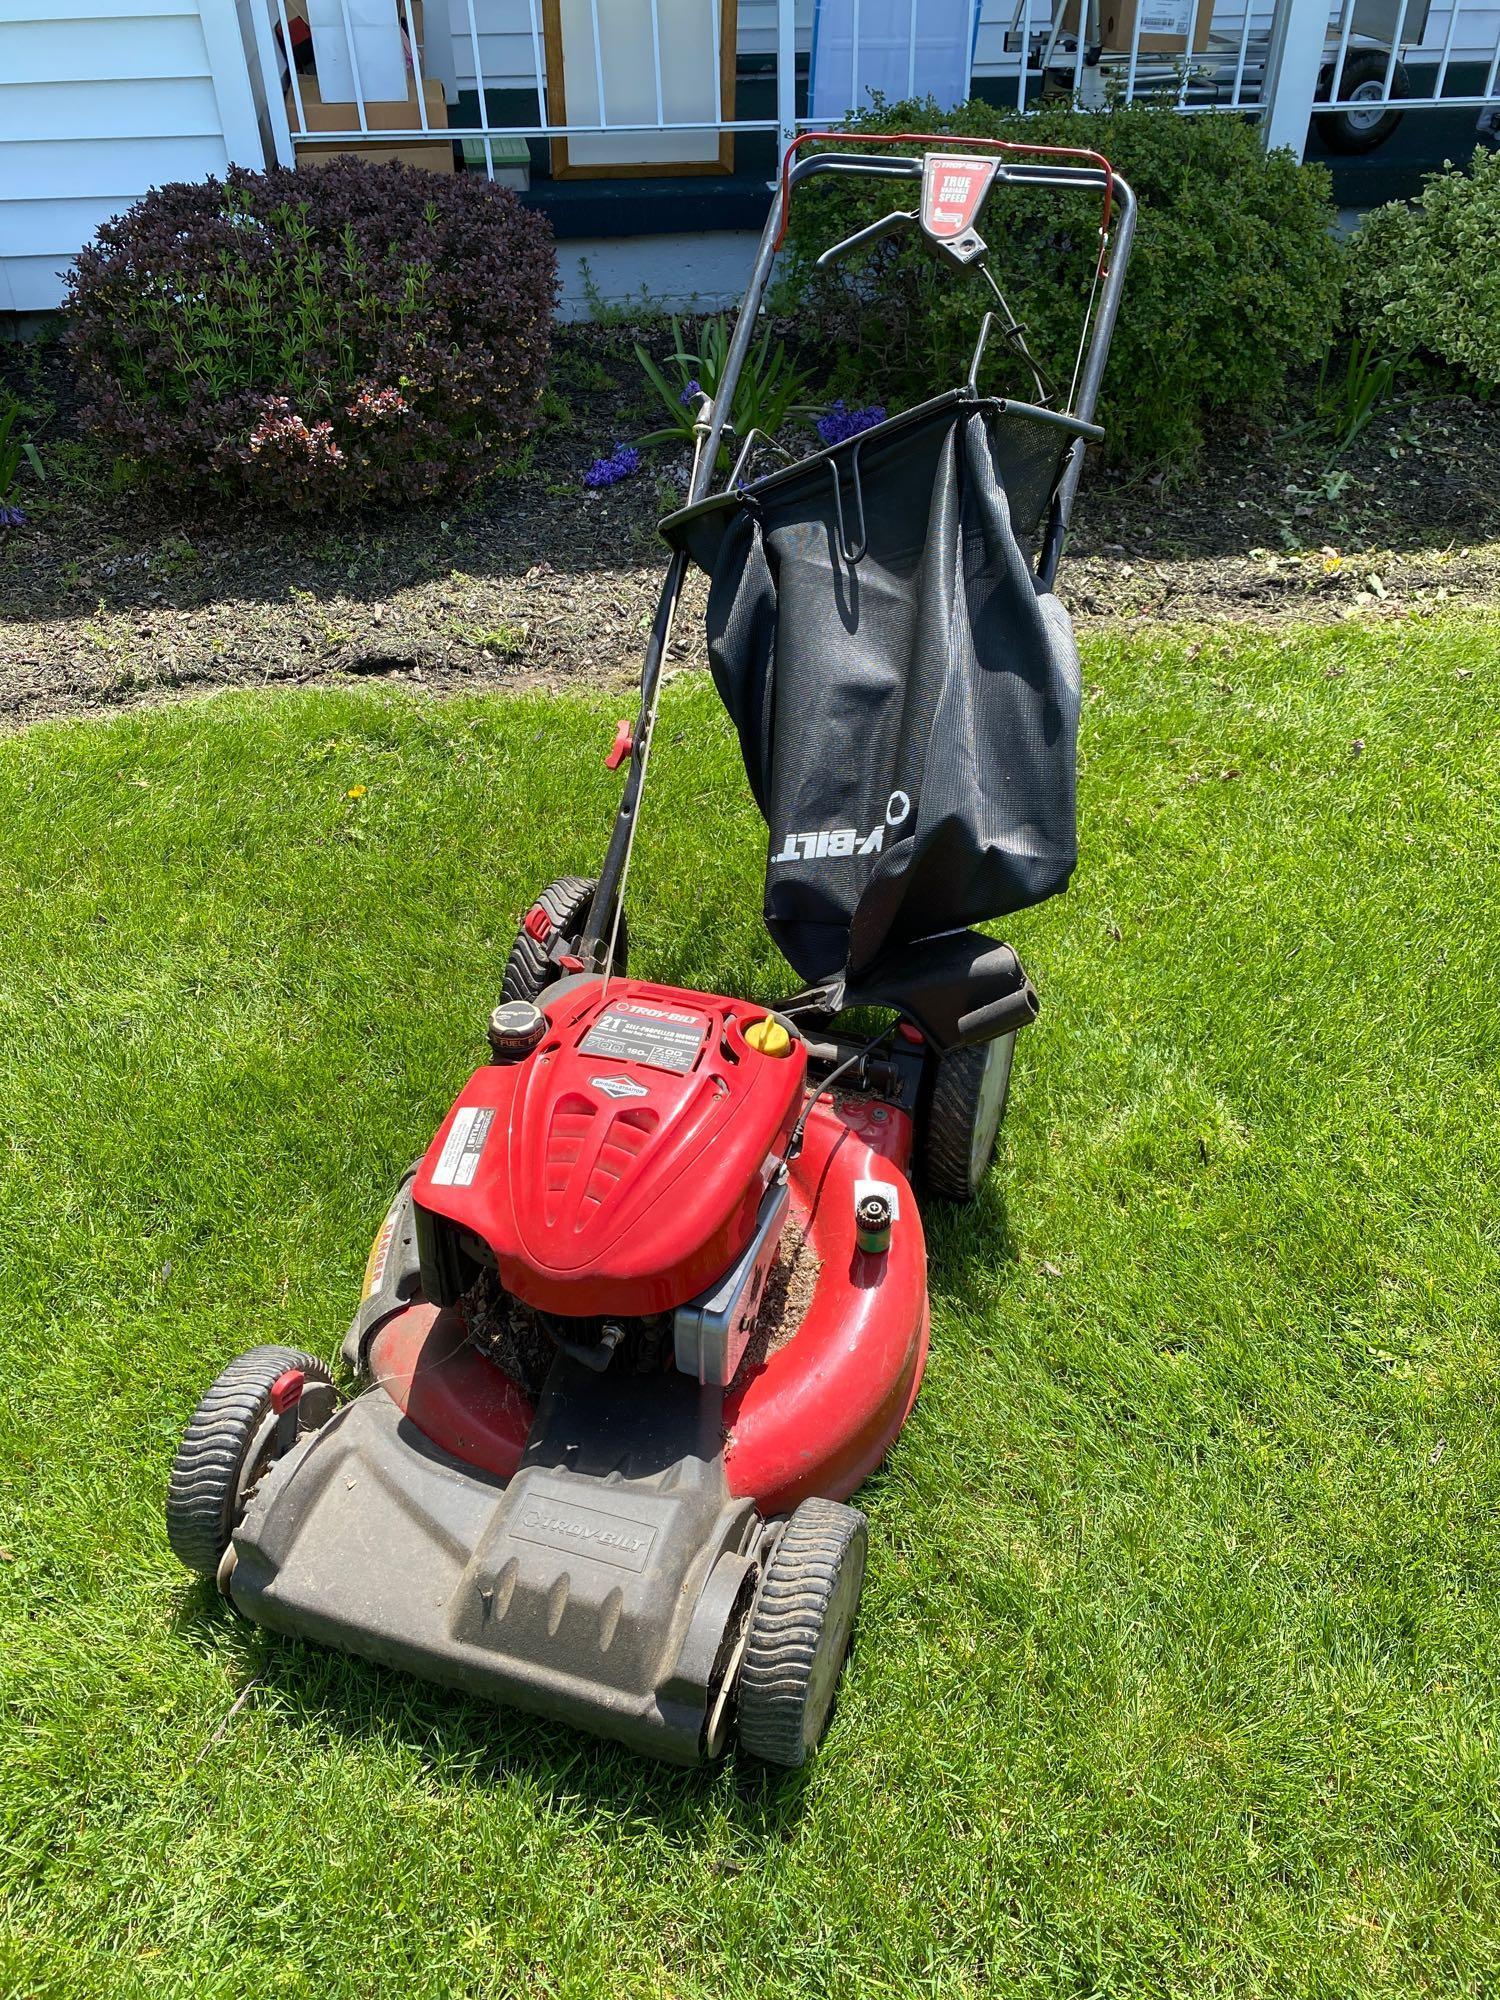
<box><xmin>0</xmin><ymin>0</ymin><xmax>264</xmax><ymax>312</ymax></box>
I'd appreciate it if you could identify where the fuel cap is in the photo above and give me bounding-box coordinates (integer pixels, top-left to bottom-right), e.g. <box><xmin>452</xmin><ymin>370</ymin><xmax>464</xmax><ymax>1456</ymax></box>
<box><xmin>487</xmin><ymin>999</ymin><xmax>547</xmax><ymax>1060</ymax></box>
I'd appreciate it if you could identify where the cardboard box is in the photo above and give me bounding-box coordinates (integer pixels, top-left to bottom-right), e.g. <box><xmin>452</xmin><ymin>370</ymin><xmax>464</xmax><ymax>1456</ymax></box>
<box><xmin>289</xmin><ymin>75</ymin><xmax>454</xmax><ymax>173</ymax></box>
<box><xmin>283</xmin><ymin>0</ymin><xmax>453</xmax><ymax>173</ymax></box>
<box><xmin>1062</xmin><ymin>0</ymin><xmax>1213</xmax><ymax>56</ymax></box>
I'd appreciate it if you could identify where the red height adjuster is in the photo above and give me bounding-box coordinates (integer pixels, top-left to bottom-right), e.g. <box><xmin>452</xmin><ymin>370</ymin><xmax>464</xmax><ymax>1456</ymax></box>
<box><xmin>269</xmin><ymin>1368</ymin><xmax>305</xmax><ymax>1458</ymax></box>
<box><xmin>605</xmin><ymin>719</ymin><xmax>635</xmax><ymax>770</ymax></box>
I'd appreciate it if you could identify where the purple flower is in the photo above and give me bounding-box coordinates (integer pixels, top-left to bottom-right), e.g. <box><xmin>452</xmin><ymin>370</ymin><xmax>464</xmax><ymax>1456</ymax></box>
<box><xmin>816</xmin><ymin>401</ymin><xmax>886</xmax><ymax>447</ymax></box>
<box><xmin>583</xmin><ymin>442</ymin><xmax>641</xmax><ymax>490</ymax></box>
<box><xmin>0</xmin><ymin>504</ymin><xmax>25</xmax><ymax>529</ymax></box>
<box><xmin>679</xmin><ymin>378</ymin><xmax>702</xmax><ymax>408</ymax></box>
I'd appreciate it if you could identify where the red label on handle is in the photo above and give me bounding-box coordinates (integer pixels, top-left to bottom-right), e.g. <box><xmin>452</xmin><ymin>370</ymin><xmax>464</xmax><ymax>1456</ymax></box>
<box><xmin>920</xmin><ymin>154</ymin><xmax>997</xmax><ymax>240</ymax></box>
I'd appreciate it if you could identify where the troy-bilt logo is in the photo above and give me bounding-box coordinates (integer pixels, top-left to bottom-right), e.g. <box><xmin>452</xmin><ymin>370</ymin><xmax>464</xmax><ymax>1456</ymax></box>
<box><xmin>591</xmin><ymin>1074</ymin><xmax>648</xmax><ymax>1099</ymax></box>
<box><xmin>520</xmin><ymin>1509</ymin><xmax>648</xmax><ymax>1556</ymax></box>
<box><xmin>772</xmin><ymin>790</ymin><xmax>910</xmax><ymax>866</ymax></box>
<box><xmin>920</xmin><ymin>154</ymin><xmax>998</xmax><ymax>240</ymax></box>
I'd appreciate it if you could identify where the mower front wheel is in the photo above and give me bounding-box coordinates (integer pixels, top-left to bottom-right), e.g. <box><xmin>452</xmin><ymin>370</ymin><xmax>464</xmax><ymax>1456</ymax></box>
<box><xmin>165</xmin><ymin>1346</ymin><xmax>337</xmax><ymax>1580</ymax></box>
<box><xmin>736</xmin><ymin>1498</ymin><xmax>868</xmax><ymax>1769</ymax></box>
<box><xmin>502</xmin><ymin>876</ymin><xmax>627</xmax><ymax>1004</ymax></box>
<box><xmin>918</xmin><ymin>1031</ymin><xmax>1016</xmax><ymax>1204</ymax></box>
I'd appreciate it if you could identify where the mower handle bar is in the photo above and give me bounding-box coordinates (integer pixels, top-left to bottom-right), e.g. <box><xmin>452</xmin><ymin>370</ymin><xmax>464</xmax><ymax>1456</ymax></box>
<box><xmin>812</xmin><ymin>160</ymin><xmax>1126</xmax><ymax>274</ymax></box>
<box><xmin>692</xmin><ymin>144</ymin><xmax>1135</xmax><ymax>531</ymax></box>
<box><xmin>772</xmin><ymin>129</ymin><xmax>1120</xmax><ymax>241</ymax></box>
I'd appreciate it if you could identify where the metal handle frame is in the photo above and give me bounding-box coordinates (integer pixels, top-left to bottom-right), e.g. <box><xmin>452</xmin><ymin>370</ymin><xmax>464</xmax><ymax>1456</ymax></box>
<box><xmin>581</xmin><ymin>135</ymin><xmax>1138</xmax><ymax>968</ymax></box>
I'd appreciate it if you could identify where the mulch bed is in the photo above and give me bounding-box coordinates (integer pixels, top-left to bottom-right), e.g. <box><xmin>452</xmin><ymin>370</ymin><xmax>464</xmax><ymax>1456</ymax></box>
<box><xmin>3</xmin><ymin>322</ymin><xmax>1499</xmax><ymax>730</ymax></box>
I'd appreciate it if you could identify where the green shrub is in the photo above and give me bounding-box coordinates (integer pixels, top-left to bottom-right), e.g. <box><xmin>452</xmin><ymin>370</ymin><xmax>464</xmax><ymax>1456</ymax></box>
<box><xmin>1344</xmin><ymin>149</ymin><xmax>1500</xmax><ymax>388</ymax></box>
<box><xmin>777</xmin><ymin>100</ymin><xmax>1341</xmax><ymax>466</ymax></box>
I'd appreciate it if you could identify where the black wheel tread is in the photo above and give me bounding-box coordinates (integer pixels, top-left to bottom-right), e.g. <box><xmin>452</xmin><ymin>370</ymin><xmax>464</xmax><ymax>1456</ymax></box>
<box><xmin>166</xmin><ymin>1345</ymin><xmax>332</xmax><ymax>1578</ymax></box>
<box><xmin>501</xmin><ymin>876</ymin><xmax>593</xmax><ymax>1004</ymax></box>
<box><xmin>921</xmin><ymin>1042</ymin><xmax>990</xmax><ymax>1204</ymax></box>
<box><xmin>737</xmin><ymin>1497</ymin><xmax>867</xmax><ymax>1768</ymax></box>
<box><xmin>500</xmin><ymin>876</ymin><xmax>626</xmax><ymax>1004</ymax></box>
<box><xmin>919</xmin><ymin>1033</ymin><xmax>1015</xmax><ymax>1206</ymax></box>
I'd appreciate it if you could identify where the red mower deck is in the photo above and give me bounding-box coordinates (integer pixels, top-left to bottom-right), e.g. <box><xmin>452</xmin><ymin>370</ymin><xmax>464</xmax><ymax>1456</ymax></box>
<box><xmin>368</xmin><ymin>1087</ymin><xmax>928</xmax><ymax>1518</ymax></box>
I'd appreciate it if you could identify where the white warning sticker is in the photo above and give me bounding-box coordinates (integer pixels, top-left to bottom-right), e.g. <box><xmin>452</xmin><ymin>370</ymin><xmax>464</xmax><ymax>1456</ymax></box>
<box><xmin>854</xmin><ymin>1176</ymin><xmax>901</xmax><ymax>1220</ymax></box>
<box><xmin>430</xmin><ymin>1104</ymin><xmax>495</xmax><ymax>1187</ymax></box>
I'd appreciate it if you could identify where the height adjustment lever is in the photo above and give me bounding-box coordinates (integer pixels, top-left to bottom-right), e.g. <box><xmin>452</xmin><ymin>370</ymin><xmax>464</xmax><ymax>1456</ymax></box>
<box><xmin>269</xmin><ymin>1369</ymin><xmax>305</xmax><ymax>1458</ymax></box>
<box><xmin>605</xmin><ymin>720</ymin><xmax>635</xmax><ymax>770</ymax></box>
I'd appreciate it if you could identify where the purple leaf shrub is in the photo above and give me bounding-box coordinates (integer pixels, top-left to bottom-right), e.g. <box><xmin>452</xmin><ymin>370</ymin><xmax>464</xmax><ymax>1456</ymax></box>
<box><xmin>65</xmin><ymin>160</ymin><xmax>557</xmax><ymax>511</ymax></box>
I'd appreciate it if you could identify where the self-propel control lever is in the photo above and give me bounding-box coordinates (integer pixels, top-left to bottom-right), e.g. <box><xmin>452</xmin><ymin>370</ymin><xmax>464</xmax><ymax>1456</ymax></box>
<box><xmin>814</xmin><ymin>152</ymin><xmax>1000</xmax><ymax>273</ymax></box>
<box><xmin>815</xmin><ymin>205</ymin><xmax>988</xmax><ymax>272</ymax></box>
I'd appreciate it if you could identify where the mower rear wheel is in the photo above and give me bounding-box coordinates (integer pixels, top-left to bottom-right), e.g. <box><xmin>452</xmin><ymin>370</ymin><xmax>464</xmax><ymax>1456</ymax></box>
<box><xmin>736</xmin><ymin>1498</ymin><xmax>868</xmax><ymax>1768</ymax></box>
<box><xmin>918</xmin><ymin>1031</ymin><xmax>1016</xmax><ymax>1204</ymax></box>
<box><xmin>501</xmin><ymin>876</ymin><xmax>627</xmax><ymax>1005</ymax></box>
<box><xmin>165</xmin><ymin>1346</ymin><xmax>337</xmax><ymax>1579</ymax></box>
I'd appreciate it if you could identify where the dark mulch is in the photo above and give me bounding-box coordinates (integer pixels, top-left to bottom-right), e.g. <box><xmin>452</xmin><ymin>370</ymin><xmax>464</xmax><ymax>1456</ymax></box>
<box><xmin>3</xmin><ymin>322</ymin><xmax>1498</xmax><ymax>729</ymax></box>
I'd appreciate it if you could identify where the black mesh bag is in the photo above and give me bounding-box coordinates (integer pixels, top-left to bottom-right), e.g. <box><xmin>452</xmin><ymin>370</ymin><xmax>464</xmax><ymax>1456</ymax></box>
<box><xmin>662</xmin><ymin>392</ymin><xmax>1085</xmax><ymax>984</ymax></box>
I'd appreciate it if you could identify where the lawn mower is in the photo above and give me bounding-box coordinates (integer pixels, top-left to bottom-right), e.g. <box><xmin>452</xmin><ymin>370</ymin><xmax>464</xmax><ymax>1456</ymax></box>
<box><xmin>165</xmin><ymin>135</ymin><xmax>1135</xmax><ymax>1768</ymax></box>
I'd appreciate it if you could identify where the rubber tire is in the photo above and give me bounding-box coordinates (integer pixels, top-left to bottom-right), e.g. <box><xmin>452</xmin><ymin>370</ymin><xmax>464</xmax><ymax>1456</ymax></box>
<box><xmin>737</xmin><ymin>1498</ymin><xmax>868</xmax><ymax>1769</ymax></box>
<box><xmin>1314</xmin><ymin>53</ymin><xmax>1409</xmax><ymax>154</ymax></box>
<box><xmin>165</xmin><ymin>1345</ymin><xmax>335</xmax><ymax>1579</ymax></box>
<box><xmin>500</xmin><ymin>876</ymin><xmax>628</xmax><ymax>1004</ymax></box>
<box><xmin>917</xmin><ymin>1031</ymin><xmax>1015</xmax><ymax>1205</ymax></box>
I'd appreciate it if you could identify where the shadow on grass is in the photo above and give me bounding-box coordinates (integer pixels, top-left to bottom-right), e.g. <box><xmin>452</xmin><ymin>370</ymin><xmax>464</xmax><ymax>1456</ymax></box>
<box><xmin>175</xmin><ymin>1577</ymin><xmax>818</xmax><ymax>1838</ymax></box>
<box><xmin>923</xmin><ymin>1173</ymin><xmax>1020</xmax><ymax>1277</ymax></box>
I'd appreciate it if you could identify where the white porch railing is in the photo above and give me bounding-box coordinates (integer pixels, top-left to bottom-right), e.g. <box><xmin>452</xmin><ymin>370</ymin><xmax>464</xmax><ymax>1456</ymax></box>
<box><xmin>241</xmin><ymin>0</ymin><xmax>1500</xmax><ymax>177</ymax></box>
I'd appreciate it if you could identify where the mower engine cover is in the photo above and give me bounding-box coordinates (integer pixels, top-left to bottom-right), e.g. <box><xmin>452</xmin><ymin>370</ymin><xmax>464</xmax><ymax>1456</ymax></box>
<box><xmin>413</xmin><ymin>978</ymin><xmax>807</xmax><ymax>1320</ymax></box>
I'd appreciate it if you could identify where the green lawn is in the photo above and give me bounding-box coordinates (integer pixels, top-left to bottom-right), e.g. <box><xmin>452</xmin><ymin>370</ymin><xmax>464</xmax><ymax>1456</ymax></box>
<box><xmin>1</xmin><ymin>615</ymin><xmax>1498</xmax><ymax>1999</ymax></box>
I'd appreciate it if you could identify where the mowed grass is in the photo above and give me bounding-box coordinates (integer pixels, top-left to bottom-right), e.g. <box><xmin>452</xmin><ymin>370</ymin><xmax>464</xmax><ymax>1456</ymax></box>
<box><xmin>1</xmin><ymin>615</ymin><xmax>1498</xmax><ymax>2000</ymax></box>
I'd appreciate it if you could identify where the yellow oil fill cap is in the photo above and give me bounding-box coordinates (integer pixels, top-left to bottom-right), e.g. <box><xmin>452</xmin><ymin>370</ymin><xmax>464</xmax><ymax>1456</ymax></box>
<box><xmin>744</xmin><ymin>1016</ymin><xmax>792</xmax><ymax>1057</ymax></box>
